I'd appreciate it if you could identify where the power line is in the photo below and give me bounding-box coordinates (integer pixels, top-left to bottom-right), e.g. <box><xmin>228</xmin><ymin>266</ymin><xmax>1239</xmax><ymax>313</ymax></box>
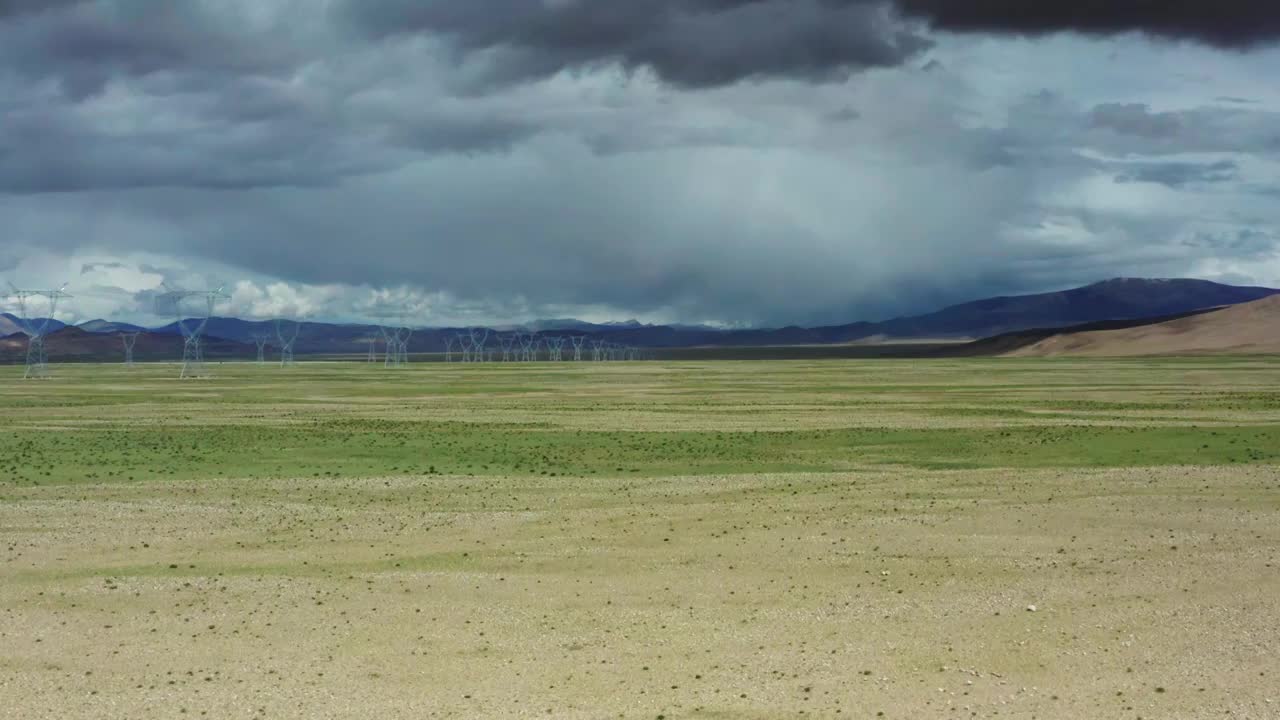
<box><xmin>155</xmin><ymin>283</ymin><xmax>229</xmax><ymax>379</ymax></box>
<box><xmin>5</xmin><ymin>282</ymin><xmax>72</xmax><ymax>379</ymax></box>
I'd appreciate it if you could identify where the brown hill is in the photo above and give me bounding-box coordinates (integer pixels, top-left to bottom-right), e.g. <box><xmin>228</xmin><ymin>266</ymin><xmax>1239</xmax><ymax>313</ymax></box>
<box><xmin>1007</xmin><ymin>295</ymin><xmax>1280</xmax><ymax>357</ymax></box>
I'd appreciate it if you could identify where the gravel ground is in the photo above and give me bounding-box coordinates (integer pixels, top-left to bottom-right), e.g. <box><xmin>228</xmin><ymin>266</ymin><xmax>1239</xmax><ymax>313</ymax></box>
<box><xmin>3</xmin><ymin>465</ymin><xmax>1277</xmax><ymax>719</ymax></box>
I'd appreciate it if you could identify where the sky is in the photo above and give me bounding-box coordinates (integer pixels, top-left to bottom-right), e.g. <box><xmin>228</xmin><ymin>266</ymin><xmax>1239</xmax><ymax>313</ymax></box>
<box><xmin>2</xmin><ymin>0</ymin><xmax>1279</xmax><ymax>328</ymax></box>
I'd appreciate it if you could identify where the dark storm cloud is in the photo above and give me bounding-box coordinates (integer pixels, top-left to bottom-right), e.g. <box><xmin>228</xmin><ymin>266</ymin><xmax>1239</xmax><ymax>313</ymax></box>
<box><xmin>1090</xmin><ymin>103</ymin><xmax>1183</xmax><ymax>139</ymax></box>
<box><xmin>79</xmin><ymin>261</ymin><xmax>127</xmax><ymax>274</ymax></box>
<box><xmin>0</xmin><ymin>2</ymin><xmax>302</xmax><ymax>98</ymax></box>
<box><xmin>1114</xmin><ymin>160</ymin><xmax>1239</xmax><ymax>188</ymax></box>
<box><xmin>0</xmin><ymin>0</ymin><xmax>79</xmax><ymax>18</ymax></box>
<box><xmin>0</xmin><ymin>92</ymin><xmax>396</xmax><ymax>192</ymax></box>
<box><xmin>4</xmin><ymin>1</ymin><xmax>1277</xmax><ymax>104</ymax></box>
<box><xmin>342</xmin><ymin>0</ymin><xmax>932</xmax><ymax>88</ymax></box>
<box><xmin>825</xmin><ymin>106</ymin><xmax>861</xmax><ymax>123</ymax></box>
<box><xmin>1086</xmin><ymin>102</ymin><xmax>1280</xmax><ymax>156</ymax></box>
<box><xmin>0</xmin><ymin>1</ymin><xmax>540</xmax><ymax>192</ymax></box>
<box><xmin>341</xmin><ymin>0</ymin><xmax>1280</xmax><ymax>89</ymax></box>
<box><xmin>1182</xmin><ymin>228</ymin><xmax>1278</xmax><ymax>255</ymax></box>
<box><xmin>2</xmin><ymin>1</ymin><xmax>1279</xmax><ymax>326</ymax></box>
<box><xmin>895</xmin><ymin>0</ymin><xmax>1280</xmax><ymax>48</ymax></box>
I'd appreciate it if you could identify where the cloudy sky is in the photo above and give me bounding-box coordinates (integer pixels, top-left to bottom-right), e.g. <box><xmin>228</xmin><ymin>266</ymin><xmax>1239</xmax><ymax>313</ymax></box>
<box><xmin>2</xmin><ymin>1</ymin><xmax>1279</xmax><ymax>327</ymax></box>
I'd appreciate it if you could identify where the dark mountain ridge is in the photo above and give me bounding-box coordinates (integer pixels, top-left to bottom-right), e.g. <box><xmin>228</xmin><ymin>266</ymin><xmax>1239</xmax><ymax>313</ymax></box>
<box><xmin>867</xmin><ymin>277</ymin><xmax>1278</xmax><ymax>340</ymax></box>
<box><xmin>0</xmin><ymin>326</ymin><xmax>248</xmax><ymax>364</ymax></box>
<box><xmin>77</xmin><ymin>319</ymin><xmax>148</xmax><ymax>334</ymax></box>
<box><xmin>0</xmin><ymin>313</ymin><xmax>67</xmax><ymax>337</ymax></box>
<box><xmin>5</xmin><ymin>278</ymin><xmax>1276</xmax><ymax>362</ymax></box>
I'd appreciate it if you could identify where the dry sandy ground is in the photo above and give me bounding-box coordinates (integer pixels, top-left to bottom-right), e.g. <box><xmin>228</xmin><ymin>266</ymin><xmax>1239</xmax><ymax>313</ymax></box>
<box><xmin>3</xmin><ymin>466</ymin><xmax>1277</xmax><ymax>719</ymax></box>
<box><xmin>1011</xmin><ymin>295</ymin><xmax>1280</xmax><ymax>357</ymax></box>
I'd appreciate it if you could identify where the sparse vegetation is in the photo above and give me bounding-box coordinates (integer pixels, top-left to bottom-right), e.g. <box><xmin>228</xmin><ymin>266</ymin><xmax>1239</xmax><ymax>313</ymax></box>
<box><xmin>1</xmin><ymin>358</ymin><xmax>1278</xmax><ymax>718</ymax></box>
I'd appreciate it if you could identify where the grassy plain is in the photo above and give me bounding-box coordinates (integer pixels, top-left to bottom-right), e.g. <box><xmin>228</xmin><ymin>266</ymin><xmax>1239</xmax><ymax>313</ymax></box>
<box><xmin>2</xmin><ymin>358</ymin><xmax>1278</xmax><ymax>719</ymax></box>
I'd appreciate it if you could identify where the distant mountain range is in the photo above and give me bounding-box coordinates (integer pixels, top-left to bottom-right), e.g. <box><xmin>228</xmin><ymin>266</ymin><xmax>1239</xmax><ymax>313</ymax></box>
<box><xmin>822</xmin><ymin>276</ymin><xmax>1278</xmax><ymax>342</ymax></box>
<box><xmin>76</xmin><ymin>319</ymin><xmax>148</xmax><ymax>334</ymax></box>
<box><xmin>0</xmin><ymin>314</ymin><xmax>67</xmax><ymax>337</ymax></box>
<box><xmin>0</xmin><ymin>325</ymin><xmax>247</xmax><ymax>364</ymax></box>
<box><xmin>3</xmin><ymin>278</ymin><xmax>1277</xmax><ymax>363</ymax></box>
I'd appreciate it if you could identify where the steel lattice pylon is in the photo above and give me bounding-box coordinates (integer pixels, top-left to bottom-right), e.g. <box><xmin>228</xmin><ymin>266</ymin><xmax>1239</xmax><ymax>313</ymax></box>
<box><xmin>398</xmin><ymin>327</ymin><xmax>413</xmax><ymax>365</ymax></box>
<box><xmin>369</xmin><ymin>305</ymin><xmax>413</xmax><ymax>368</ymax></box>
<box><xmin>547</xmin><ymin>335</ymin><xmax>566</xmax><ymax>361</ymax></box>
<box><xmin>155</xmin><ymin>284</ymin><xmax>228</xmax><ymax>379</ymax></box>
<box><xmin>468</xmin><ymin>328</ymin><xmax>489</xmax><ymax>363</ymax></box>
<box><xmin>121</xmin><ymin>331</ymin><xmax>140</xmax><ymax>367</ymax></box>
<box><xmin>463</xmin><ymin>333</ymin><xmax>478</xmax><ymax>363</ymax></box>
<box><xmin>251</xmin><ymin>334</ymin><xmax>270</xmax><ymax>365</ymax></box>
<box><xmin>276</xmin><ymin>319</ymin><xmax>302</xmax><ymax>367</ymax></box>
<box><xmin>6</xmin><ymin>283</ymin><xmax>72</xmax><ymax>379</ymax></box>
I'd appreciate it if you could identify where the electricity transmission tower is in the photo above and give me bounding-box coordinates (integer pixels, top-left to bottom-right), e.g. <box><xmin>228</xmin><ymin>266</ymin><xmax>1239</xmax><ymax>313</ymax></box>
<box><xmin>6</xmin><ymin>283</ymin><xmax>72</xmax><ymax>379</ymax></box>
<box><xmin>547</xmin><ymin>336</ymin><xmax>566</xmax><ymax>361</ymax></box>
<box><xmin>156</xmin><ymin>283</ymin><xmax>228</xmax><ymax>379</ymax></box>
<box><xmin>591</xmin><ymin>339</ymin><xmax>606</xmax><ymax>362</ymax></box>
<box><xmin>571</xmin><ymin>336</ymin><xmax>585</xmax><ymax>361</ymax></box>
<box><xmin>521</xmin><ymin>333</ymin><xmax>538</xmax><ymax>362</ymax></box>
<box><xmin>369</xmin><ymin>306</ymin><xmax>411</xmax><ymax>368</ymax></box>
<box><xmin>443</xmin><ymin>335</ymin><xmax>457</xmax><ymax>363</ymax></box>
<box><xmin>469</xmin><ymin>328</ymin><xmax>490</xmax><ymax>363</ymax></box>
<box><xmin>456</xmin><ymin>332</ymin><xmax>472</xmax><ymax>363</ymax></box>
<box><xmin>276</xmin><ymin>319</ymin><xmax>302</xmax><ymax>367</ymax></box>
<box><xmin>367</xmin><ymin>337</ymin><xmax>378</xmax><ymax>363</ymax></box>
<box><xmin>122</xmin><ymin>331</ymin><xmax>140</xmax><ymax>367</ymax></box>
<box><xmin>382</xmin><ymin>326</ymin><xmax>410</xmax><ymax>367</ymax></box>
<box><xmin>251</xmin><ymin>334</ymin><xmax>270</xmax><ymax>365</ymax></box>
<box><xmin>499</xmin><ymin>334</ymin><xmax>515</xmax><ymax>362</ymax></box>
<box><xmin>399</xmin><ymin>327</ymin><xmax>413</xmax><ymax>365</ymax></box>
